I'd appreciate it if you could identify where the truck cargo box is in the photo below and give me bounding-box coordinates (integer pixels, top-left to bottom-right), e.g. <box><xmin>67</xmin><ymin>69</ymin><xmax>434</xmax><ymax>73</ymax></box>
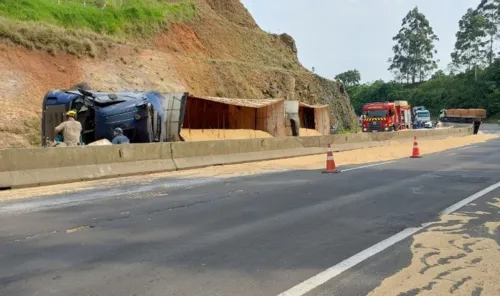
<box><xmin>444</xmin><ymin>108</ymin><xmax>486</xmax><ymax>119</ymax></box>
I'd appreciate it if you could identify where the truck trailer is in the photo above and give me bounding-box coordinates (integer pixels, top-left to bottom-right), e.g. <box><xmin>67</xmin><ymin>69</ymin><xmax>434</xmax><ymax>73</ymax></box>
<box><xmin>361</xmin><ymin>101</ymin><xmax>412</xmax><ymax>132</ymax></box>
<box><xmin>439</xmin><ymin>109</ymin><xmax>486</xmax><ymax>123</ymax></box>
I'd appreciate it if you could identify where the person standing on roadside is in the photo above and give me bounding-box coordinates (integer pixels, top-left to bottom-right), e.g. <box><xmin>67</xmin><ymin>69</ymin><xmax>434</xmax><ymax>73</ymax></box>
<box><xmin>54</xmin><ymin>110</ymin><xmax>82</xmax><ymax>147</ymax></box>
<box><xmin>473</xmin><ymin>120</ymin><xmax>481</xmax><ymax>135</ymax></box>
<box><xmin>112</xmin><ymin>127</ymin><xmax>130</xmax><ymax>144</ymax></box>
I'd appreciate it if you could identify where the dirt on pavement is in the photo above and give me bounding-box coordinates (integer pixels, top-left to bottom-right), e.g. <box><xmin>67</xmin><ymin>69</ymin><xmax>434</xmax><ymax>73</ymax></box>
<box><xmin>368</xmin><ymin>196</ymin><xmax>500</xmax><ymax>296</ymax></box>
<box><xmin>0</xmin><ymin>134</ymin><xmax>496</xmax><ymax>202</ymax></box>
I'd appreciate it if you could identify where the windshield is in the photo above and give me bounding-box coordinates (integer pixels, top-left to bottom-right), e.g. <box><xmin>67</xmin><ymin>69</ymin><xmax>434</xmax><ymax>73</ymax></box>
<box><xmin>364</xmin><ymin>110</ymin><xmax>387</xmax><ymax>117</ymax></box>
<box><xmin>417</xmin><ymin>111</ymin><xmax>430</xmax><ymax>117</ymax></box>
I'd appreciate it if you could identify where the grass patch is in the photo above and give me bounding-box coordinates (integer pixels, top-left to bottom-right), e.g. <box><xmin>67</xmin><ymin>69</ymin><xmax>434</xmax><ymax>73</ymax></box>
<box><xmin>0</xmin><ymin>17</ymin><xmax>116</xmax><ymax>57</ymax></box>
<box><xmin>0</xmin><ymin>0</ymin><xmax>197</xmax><ymax>37</ymax></box>
<box><xmin>0</xmin><ymin>0</ymin><xmax>197</xmax><ymax>57</ymax></box>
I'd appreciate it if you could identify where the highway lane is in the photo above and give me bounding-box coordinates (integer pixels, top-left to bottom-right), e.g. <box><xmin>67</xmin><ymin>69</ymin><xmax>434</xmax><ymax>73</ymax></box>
<box><xmin>1</xmin><ymin>137</ymin><xmax>499</xmax><ymax>296</ymax></box>
<box><xmin>304</xmin><ymin>186</ymin><xmax>500</xmax><ymax>296</ymax></box>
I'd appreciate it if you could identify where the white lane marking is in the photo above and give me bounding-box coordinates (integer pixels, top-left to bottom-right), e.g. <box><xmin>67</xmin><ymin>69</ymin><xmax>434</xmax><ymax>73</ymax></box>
<box><xmin>447</xmin><ymin>153</ymin><xmax>458</xmax><ymax>156</ymax></box>
<box><xmin>441</xmin><ymin>181</ymin><xmax>500</xmax><ymax>215</ymax></box>
<box><xmin>458</xmin><ymin>146</ymin><xmax>475</xmax><ymax>150</ymax></box>
<box><xmin>277</xmin><ymin>227</ymin><xmax>422</xmax><ymax>296</ymax></box>
<box><xmin>341</xmin><ymin>161</ymin><xmax>396</xmax><ymax>172</ymax></box>
<box><xmin>277</xmin><ymin>179</ymin><xmax>500</xmax><ymax>296</ymax></box>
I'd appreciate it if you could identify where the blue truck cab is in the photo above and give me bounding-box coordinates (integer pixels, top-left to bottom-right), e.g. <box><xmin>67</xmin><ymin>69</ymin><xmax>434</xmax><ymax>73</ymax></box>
<box><xmin>41</xmin><ymin>89</ymin><xmax>187</xmax><ymax>146</ymax></box>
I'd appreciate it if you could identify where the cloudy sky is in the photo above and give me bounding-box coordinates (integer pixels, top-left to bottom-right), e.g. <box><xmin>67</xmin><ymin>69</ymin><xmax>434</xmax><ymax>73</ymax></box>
<box><xmin>241</xmin><ymin>0</ymin><xmax>478</xmax><ymax>83</ymax></box>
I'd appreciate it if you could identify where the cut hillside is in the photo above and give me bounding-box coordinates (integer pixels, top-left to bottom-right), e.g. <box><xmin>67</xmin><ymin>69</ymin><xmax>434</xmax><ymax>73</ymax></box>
<box><xmin>0</xmin><ymin>0</ymin><xmax>357</xmax><ymax>148</ymax></box>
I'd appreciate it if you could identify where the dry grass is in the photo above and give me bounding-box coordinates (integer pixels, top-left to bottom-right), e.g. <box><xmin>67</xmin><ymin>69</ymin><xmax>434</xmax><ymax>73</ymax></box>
<box><xmin>0</xmin><ymin>17</ymin><xmax>116</xmax><ymax>57</ymax></box>
<box><xmin>0</xmin><ymin>115</ymin><xmax>41</xmax><ymax>147</ymax></box>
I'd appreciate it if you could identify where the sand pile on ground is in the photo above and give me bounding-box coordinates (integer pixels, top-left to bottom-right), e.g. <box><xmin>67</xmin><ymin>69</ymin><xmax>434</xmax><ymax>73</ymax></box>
<box><xmin>299</xmin><ymin>128</ymin><xmax>321</xmax><ymax>136</ymax></box>
<box><xmin>180</xmin><ymin>129</ymin><xmax>273</xmax><ymax>141</ymax></box>
<box><xmin>87</xmin><ymin>139</ymin><xmax>112</xmax><ymax>146</ymax></box>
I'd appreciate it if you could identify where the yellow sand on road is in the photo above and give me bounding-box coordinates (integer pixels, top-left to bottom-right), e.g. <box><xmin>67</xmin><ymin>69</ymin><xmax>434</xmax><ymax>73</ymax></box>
<box><xmin>368</xmin><ymin>198</ymin><xmax>500</xmax><ymax>296</ymax></box>
<box><xmin>0</xmin><ymin>134</ymin><xmax>496</xmax><ymax>202</ymax></box>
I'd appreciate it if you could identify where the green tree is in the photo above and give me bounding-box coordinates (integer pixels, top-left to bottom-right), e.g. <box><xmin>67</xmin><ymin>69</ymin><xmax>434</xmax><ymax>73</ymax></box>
<box><xmin>431</xmin><ymin>70</ymin><xmax>446</xmax><ymax>80</ymax></box>
<box><xmin>335</xmin><ymin>69</ymin><xmax>361</xmax><ymax>86</ymax></box>
<box><xmin>388</xmin><ymin>7</ymin><xmax>439</xmax><ymax>84</ymax></box>
<box><xmin>451</xmin><ymin>8</ymin><xmax>489</xmax><ymax>70</ymax></box>
<box><xmin>477</xmin><ymin>0</ymin><xmax>500</xmax><ymax>64</ymax></box>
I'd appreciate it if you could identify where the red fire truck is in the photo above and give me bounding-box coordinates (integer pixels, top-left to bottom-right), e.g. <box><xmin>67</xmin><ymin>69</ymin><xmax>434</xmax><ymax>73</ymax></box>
<box><xmin>361</xmin><ymin>101</ymin><xmax>412</xmax><ymax>132</ymax></box>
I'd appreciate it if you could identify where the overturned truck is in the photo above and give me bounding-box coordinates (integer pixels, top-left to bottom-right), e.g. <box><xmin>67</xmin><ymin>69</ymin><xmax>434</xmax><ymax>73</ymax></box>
<box><xmin>41</xmin><ymin>89</ymin><xmax>187</xmax><ymax>146</ymax></box>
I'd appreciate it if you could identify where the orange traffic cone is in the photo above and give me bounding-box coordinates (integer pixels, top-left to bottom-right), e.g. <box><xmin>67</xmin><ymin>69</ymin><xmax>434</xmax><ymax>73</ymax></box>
<box><xmin>323</xmin><ymin>144</ymin><xmax>339</xmax><ymax>173</ymax></box>
<box><xmin>410</xmin><ymin>136</ymin><xmax>421</xmax><ymax>158</ymax></box>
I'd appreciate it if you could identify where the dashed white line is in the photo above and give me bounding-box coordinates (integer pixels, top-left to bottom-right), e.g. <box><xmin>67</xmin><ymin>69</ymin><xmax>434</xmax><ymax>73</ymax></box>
<box><xmin>276</xmin><ymin>179</ymin><xmax>500</xmax><ymax>296</ymax></box>
<box><xmin>447</xmin><ymin>152</ymin><xmax>458</xmax><ymax>156</ymax></box>
<box><xmin>341</xmin><ymin>161</ymin><xmax>396</xmax><ymax>172</ymax></box>
<box><xmin>458</xmin><ymin>146</ymin><xmax>475</xmax><ymax>150</ymax></box>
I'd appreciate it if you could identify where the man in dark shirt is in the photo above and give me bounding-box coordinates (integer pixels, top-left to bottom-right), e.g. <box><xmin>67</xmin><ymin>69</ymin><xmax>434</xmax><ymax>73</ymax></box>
<box><xmin>112</xmin><ymin>127</ymin><xmax>130</xmax><ymax>144</ymax></box>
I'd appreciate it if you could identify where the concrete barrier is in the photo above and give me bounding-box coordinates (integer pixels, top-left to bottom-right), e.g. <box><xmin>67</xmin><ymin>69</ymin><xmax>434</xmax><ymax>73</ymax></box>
<box><xmin>0</xmin><ymin>143</ymin><xmax>176</xmax><ymax>189</ymax></box>
<box><xmin>0</xmin><ymin>127</ymin><xmax>472</xmax><ymax>189</ymax></box>
<box><xmin>170</xmin><ymin>137</ymin><xmax>307</xmax><ymax>170</ymax></box>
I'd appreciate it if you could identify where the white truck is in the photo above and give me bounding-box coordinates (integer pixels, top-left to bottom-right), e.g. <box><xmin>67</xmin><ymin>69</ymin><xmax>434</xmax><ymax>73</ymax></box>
<box><xmin>413</xmin><ymin>108</ymin><xmax>432</xmax><ymax>128</ymax></box>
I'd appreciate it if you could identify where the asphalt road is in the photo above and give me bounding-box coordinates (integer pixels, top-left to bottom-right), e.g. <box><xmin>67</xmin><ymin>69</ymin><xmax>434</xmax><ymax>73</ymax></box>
<box><xmin>1</xmin><ymin>135</ymin><xmax>500</xmax><ymax>296</ymax></box>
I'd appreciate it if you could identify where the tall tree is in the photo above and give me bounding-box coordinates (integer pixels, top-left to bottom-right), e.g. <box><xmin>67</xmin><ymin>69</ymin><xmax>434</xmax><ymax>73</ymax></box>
<box><xmin>335</xmin><ymin>69</ymin><xmax>361</xmax><ymax>86</ymax></box>
<box><xmin>451</xmin><ymin>8</ymin><xmax>489</xmax><ymax>70</ymax></box>
<box><xmin>388</xmin><ymin>7</ymin><xmax>439</xmax><ymax>84</ymax></box>
<box><xmin>477</xmin><ymin>0</ymin><xmax>500</xmax><ymax>64</ymax></box>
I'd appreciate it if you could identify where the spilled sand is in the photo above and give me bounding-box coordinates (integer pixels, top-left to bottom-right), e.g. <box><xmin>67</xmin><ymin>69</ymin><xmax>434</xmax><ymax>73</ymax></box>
<box><xmin>0</xmin><ymin>133</ymin><xmax>496</xmax><ymax>202</ymax></box>
<box><xmin>368</xmin><ymin>199</ymin><xmax>500</xmax><ymax>296</ymax></box>
<box><xmin>180</xmin><ymin>129</ymin><xmax>272</xmax><ymax>141</ymax></box>
<box><xmin>299</xmin><ymin>128</ymin><xmax>322</xmax><ymax>136</ymax></box>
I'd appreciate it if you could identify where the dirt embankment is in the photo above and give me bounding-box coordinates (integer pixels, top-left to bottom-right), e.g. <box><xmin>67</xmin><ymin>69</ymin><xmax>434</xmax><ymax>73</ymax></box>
<box><xmin>0</xmin><ymin>0</ymin><xmax>357</xmax><ymax>149</ymax></box>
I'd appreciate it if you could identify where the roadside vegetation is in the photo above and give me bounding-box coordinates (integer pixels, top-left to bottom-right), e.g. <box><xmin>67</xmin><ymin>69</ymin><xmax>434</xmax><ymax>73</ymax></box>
<box><xmin>0</xmin><ymin>0</ymin><xmax>197</xmax><ymax>57</ymax></box>
<box><xmin>346</xmin><ymin>63</ymin><xmax>500</xmax><ymax>121</ymax></box>
<box><xmin>339</xmin><ymin>1</ymin><xmax>500</xmax><ymax>120</ymax></box>
<box><xmin>0</xmin><ymin>17</ymin><xmax>116</xmax><ymax>57</ymax></box>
